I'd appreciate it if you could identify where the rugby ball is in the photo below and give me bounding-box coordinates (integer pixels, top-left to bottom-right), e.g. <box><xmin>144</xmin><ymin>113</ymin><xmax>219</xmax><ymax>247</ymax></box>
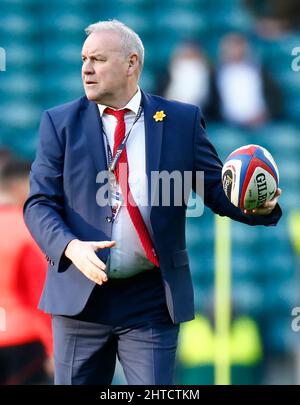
<box><xmin>222</xmin><ymin>144</ymin><xmax>279</xmax><ymax>210</ymax></box>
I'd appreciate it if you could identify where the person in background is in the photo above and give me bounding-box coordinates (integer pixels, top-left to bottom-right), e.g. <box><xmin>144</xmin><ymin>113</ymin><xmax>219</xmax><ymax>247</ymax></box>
<box><xmin>215</xmin><ymin>33</ymin><xmax>282</xmax><ymax>128</ymax></box>
<box><xmin>164</xmin><ymin>42</ymin><xmax>211</xmax><ymax>106</ymax></box>
<box><xmin>156</xmin><ymin>41</ymin><xmax>219</xmax><ymax>120</ymax></box>
<box><xmin>0</xmin><ymin>157</ymin><xmax>53</xmax><ymax>384</ymax></box>
<box><xmin>0</xmin><ymin>147</ymin><xmax>12</xmax><ymax>175</ymax></box>
<box><xmin>245</xmin><ymin>0</ymin><xmax>300</xmax><ymax>36</ymax></box>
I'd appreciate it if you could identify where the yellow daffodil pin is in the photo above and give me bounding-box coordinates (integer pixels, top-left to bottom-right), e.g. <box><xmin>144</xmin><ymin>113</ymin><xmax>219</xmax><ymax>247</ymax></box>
<box><xmin>153</xmin><ymin>110</ymin><xmax>166</xmax><ymax>122</ymax></box>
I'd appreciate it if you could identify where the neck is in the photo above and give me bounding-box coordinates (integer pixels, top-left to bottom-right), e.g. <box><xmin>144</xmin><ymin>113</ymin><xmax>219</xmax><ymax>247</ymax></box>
<box><xmin>99</xmin><ymin>84</ymin><xmax>138</xmax><ymax>109</ymax></box>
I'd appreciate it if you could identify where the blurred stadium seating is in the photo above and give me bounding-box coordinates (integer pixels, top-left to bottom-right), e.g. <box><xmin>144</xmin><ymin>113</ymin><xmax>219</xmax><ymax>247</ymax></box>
<box><xmin>0</xmin><ymin>0</ymin><xmax>299</xmax><ymax>384</ymax></box>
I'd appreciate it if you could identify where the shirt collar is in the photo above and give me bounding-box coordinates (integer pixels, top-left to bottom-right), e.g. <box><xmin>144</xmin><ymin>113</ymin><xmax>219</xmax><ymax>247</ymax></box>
<box><xmin>98</xmin><ymin>86</ymin><xmax>141</xmax><ymax>117</ymax></box>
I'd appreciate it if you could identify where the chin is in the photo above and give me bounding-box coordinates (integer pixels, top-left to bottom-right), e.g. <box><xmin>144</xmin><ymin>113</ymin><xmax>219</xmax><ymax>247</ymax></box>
<box><xmin>85</xmin><ymin>91</ymin><xmax>98</xmax><ymax>101</ymax></box>
<box><xmin>85</xmin><ymin>89</ymin><xmax>105</xmax><ymax>103</ymax></box>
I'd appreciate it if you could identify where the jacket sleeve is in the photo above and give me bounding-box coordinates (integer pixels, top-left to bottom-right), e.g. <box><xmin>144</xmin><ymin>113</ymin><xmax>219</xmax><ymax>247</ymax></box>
<box><xmin>23</xmin><ymin>111</ymin><xmax>76</xmax><ymax>272</ymax></box>
<box><xmin>192</xmin><ymin>107</ymin><xmax>282</xmax><ymax>226</ymax></box>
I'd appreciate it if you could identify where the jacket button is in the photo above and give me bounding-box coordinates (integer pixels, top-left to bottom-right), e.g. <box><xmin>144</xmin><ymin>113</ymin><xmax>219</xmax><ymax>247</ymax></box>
<box><xmin>106</xmin><ymin>216</ymin><xmax>112</xmax><ymax>223</ymax></box>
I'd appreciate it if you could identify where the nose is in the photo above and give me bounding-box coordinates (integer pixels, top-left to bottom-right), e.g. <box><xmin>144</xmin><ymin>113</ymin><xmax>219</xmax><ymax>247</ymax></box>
<box><xmin>82</xmin><ymin>59</ymin><xmax>94</xmax><ymax>76</ymax></box>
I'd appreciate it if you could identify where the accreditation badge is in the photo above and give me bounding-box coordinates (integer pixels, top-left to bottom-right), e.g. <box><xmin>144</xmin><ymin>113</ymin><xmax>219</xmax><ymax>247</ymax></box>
<box><xmin>108</xmin><ymin>170</ymin><xmax>122</xmax><ymax>221</ymax></box>
<box><xmin>111</xmin><ymin>188</ymin><xmax>122</xmax><ymax>221</ymax></box>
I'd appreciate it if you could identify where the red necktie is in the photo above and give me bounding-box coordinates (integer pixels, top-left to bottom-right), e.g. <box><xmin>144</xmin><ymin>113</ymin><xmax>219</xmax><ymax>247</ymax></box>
<box><xmin>104</xmin><ymin>107</ymin><xmax>159</xmax><ymax>267</ymax></box>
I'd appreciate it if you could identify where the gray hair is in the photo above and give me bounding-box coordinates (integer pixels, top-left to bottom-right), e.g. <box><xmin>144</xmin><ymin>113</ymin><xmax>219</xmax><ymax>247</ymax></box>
<box><xmin>85</xmin><ymin>19</ymin><xmax>144</xmax><ymax>72</ymax></box>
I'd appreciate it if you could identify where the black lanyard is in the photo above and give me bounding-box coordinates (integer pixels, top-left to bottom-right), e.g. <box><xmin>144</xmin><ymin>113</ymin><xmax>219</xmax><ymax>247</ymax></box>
<box><xmin>102</xmin><ymin>105</ymin><xmax>143</xmax><ymax>172</ymax></box>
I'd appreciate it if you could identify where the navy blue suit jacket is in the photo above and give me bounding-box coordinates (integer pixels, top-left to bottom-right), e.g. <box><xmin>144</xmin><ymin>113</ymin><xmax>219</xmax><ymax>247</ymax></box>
<box><xmin>24</xmin><ymin>91</ymin><xmax>281</xmax><ymax>323</ymax></box>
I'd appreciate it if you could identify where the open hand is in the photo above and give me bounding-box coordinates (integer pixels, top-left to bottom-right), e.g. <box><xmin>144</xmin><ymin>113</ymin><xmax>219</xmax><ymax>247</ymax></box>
<box><xmin>65</xmin><ymin>239</ymin><xmax>116</xmax><ymax>285</ymax></box>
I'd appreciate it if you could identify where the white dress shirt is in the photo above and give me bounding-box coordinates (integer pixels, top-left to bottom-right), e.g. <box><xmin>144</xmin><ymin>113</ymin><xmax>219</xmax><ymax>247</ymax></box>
<box><xmin>98</xmin><ymin>87</ymin><xmax>155</xmax><ymax>278</ymax></box>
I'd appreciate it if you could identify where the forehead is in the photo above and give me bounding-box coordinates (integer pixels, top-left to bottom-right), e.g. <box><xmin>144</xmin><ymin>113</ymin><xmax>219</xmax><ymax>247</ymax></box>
<box><xmin>82</xmin><ymin>30</ymin><xmax>122</xmax><ymax>54</ymax></box>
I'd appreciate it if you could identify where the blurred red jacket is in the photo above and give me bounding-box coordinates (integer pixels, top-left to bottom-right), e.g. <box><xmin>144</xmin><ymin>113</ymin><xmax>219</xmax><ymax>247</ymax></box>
<box><xmin>0</xmin><ymin>205</ymin><xmax>52</xmax><ymax>357</ymax></box>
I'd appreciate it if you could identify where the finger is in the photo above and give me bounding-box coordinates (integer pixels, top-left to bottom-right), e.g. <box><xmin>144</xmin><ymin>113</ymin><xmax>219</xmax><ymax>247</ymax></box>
<box><xmin>88</xmin><ymin>252</ymin><xmax>107</xmax><ymax>272</ymax></box>
<box><xmin>246</xmin><ymin>188</ymin><xmax>281</xmax><ymax>213</ymax></box>
<box><xmin>254</xmin><ymin>208</ymin><xmax>273</xmax><ymax>215</ymax></box>
<box><xmin>81</xmin><ymin>267</ymin><xmax>105</xmax><ymax>285</ymax></box>
<box><xmin>243</xmin><ymin>209</ymin><xmax>256</xmax><ymax>215</ymax></box>
<box><xmin>84</xmin><ymin>261</ymin><xmax>108</xmax><ymax>284</ymax></box>
<box><xmin>261</xmin><ymin>200</ymin><xmax>276</xmax><ymax>209</ymax></box>
<box><xmin>92</xmin><ymin>240</ymin><xmax>116</xmax><ymax>251</ymax></box>
<box><xmin>261</xmin><ymin>190</ymin><xmax>281</xmax><ymax>206</ymax></box>
<box><xmin>274</xmin><ymin>188</ymin><xmax>282</xmax><ymax>198</ymax></box>
<box><xmin>87</xmin><ymin>260</ymin><xmax>107</xmax><ymax>281</ymax></box>
<box><xmin>244</xmin><ymin>207</ymin><xmax>272</xmax><ymax>215</ymax></box>
<box><xmin>260</xmin><ymin>195</ymin><xmax>279</xmax><ymax>209</ymax></box>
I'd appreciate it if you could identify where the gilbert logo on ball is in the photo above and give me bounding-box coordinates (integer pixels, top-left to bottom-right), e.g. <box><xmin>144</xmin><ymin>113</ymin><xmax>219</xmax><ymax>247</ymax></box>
<box><xmin>222</xmin><ymin>145</ymin><xmax>279</xmax><ymax>210</ymax></box>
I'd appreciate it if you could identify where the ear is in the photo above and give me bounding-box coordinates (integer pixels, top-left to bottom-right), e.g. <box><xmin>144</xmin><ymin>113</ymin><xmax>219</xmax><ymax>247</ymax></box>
<box><xmin>127</xmin><ymin>54</ymin><xmax>139</xmax><ymax>76</ymax></box>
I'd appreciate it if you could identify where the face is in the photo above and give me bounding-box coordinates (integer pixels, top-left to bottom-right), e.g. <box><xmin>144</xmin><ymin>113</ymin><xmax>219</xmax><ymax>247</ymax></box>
<box><xmin>222</xmin><ymin>35</ymin><xmax>247</xmax><ymax>63</ymax></box>
<box><xmin>81</xmin><ymin>31</ymin><xmax>136</xmax><ymax>104</ymax></box>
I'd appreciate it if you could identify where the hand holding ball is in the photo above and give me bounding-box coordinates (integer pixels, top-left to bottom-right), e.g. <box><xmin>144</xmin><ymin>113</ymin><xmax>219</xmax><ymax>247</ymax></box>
<box><xmin>222</xmin><ymin>145</ymin><xmax>280</xmax><ymax>212</ymax></box>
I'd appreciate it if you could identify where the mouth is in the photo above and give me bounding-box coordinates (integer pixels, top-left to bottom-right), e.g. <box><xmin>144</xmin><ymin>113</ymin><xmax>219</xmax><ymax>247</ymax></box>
<box><xmin>85</xmin><ymin>81</ymin><xmax>97</xmax><ymax>85</ymax></box>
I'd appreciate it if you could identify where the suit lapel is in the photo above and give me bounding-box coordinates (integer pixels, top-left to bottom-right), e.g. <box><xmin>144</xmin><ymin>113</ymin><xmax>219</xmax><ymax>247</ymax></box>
<box><xmin>142</xmin><ymin>91</ymin><xmax>164</xmax><ymax>207</ymax></box>
<box><xmin>81</xmin><ymin>98</ymin><xmax>108</xmax><ymax>174</ymax></box>
<box><xmin>81</xmin><ymin>93</ymin><xmax>164</xmax><ymax>207</ymax></box>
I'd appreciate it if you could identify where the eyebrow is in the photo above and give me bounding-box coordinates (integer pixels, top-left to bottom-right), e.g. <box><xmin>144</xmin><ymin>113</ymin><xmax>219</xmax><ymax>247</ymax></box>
<box><xmin>81</xmin><ymin>53</ymin><xmax>106</xmax><ymax>58</ymax></box>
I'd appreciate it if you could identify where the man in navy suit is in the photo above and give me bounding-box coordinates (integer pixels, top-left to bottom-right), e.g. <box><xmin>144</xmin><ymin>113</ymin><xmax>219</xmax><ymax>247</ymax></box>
<box><xmin>24</xmin><ymin>20</ymin><xmax>282</xmax><ymax>385</ymax></box>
